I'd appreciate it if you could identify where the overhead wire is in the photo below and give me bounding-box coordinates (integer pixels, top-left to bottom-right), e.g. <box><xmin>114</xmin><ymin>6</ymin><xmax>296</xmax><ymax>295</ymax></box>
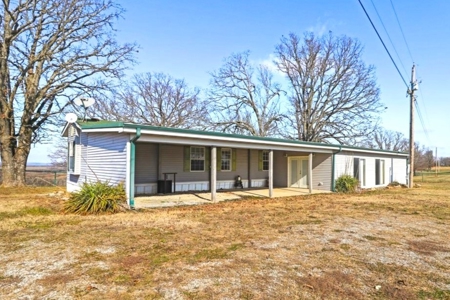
<box><xmin>388</xmin><ymin>1</ymin><xmax>432</xmax><ymax>145</ymax></box>
<box><xmin>389</xmin><ymin>0</ymin><xmax>415</xmax><ymax>62</ymax></box>
<box><xmin>414</xmin><ymin>100</ymin><xmax>431</xmax><ymax>144</ymax></box>
<box><xmin>370</xmin><ymin>0</ymin><xmax>408</xmax><ymax>76</ymax></box>
<box><xmin>359</xmin><ymin>0</ymin><xmax>433</xmax><ymax>146</ymax></box>
<box><xmin>357</xmin><ymin>0</ymin><xmax>409</xmax><ymax>88</ymax></box>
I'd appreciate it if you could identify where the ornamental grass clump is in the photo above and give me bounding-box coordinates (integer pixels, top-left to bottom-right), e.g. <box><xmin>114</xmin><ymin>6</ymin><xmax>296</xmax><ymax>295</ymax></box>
<box><xmin>64</xmin><ymin>181</ymin><xmax>127</xmax><ymax>215</ymax></box>
<box><xmin>335</xmin><ymin>175</ymin><xmax>359</xmax><ymax>193</ymax></box>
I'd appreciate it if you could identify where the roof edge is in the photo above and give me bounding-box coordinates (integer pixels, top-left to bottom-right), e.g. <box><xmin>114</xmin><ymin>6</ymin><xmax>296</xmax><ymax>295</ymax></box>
<box><xmin>78</xmin><ymin>121</ymin><xmax>409</xmax><ymax>156</ymax></box>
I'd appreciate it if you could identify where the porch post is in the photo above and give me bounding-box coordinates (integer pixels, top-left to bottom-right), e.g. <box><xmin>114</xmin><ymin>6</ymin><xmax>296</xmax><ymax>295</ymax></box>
<box><xmin>211</xmin><ymin>147</ymin><xmax>217</xmax><ymax>202</ymax></box>
<box><xmin>269</xmin><ymin>150</ymin><xmax>273</xmax><ymax>198</ymax></box>
<box><xmin>308</xmin><ymin>152</ymin><xmax>313</xmax><ymax>194</ymax></box>
<box><xmin>247</xmin><ymin>149</ymin><xmax>251</xmax><ymax>188</ymax></box>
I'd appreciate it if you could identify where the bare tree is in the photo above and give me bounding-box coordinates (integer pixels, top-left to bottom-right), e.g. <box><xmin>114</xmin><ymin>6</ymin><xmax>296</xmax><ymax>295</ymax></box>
<box><xmin>209</xmin><ymin>51</ymin><xmax>284</xmax><ymax>137</ymax></box>
<box><xmin>424</xmin><ymin>149</ymin><xmax>434</xmax><ymax>171</ymax></box>
<box><xmin>440</xmin><ymin>157</ymin><xmax>450</xmax><ymax>167</ymax></box>
<box><xmin>274</xmin><ymin>32</ymin><xmax>382</xmax><ymax>144</ymax></box>
<box><xmin>95</xmin><ymin>72</ymin><xmax>208</xmax><ymax>129</ymax></box>
<box><xmin>360</xmin><ymin>127</ymin><xmax>408</xmax><ymax>152</ymax></box>
<box><xmin>0</xmin><ymin>0</ymin><xmax>136</xmax><ymax>186</ymax></box>
<box><xmin>413</xmin><ymin>143</ymin><xmax>429</xmax><ymax>174</ymax></box>
<box><xmin>48</xmin><ymin>137</ymin><xmax>67</xmax><ymax>169</ymax></box>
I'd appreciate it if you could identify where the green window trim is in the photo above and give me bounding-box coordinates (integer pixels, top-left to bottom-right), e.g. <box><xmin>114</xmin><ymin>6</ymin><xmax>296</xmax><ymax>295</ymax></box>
<box><xmin>183</xmin><ymin>146</ymin><xmax>190</xmax><ymax>172</ymax></box>
<box><xmin>184</xmin><ymin>146</ymin><xmax>209</xmax><ymax>172</ymax></box>
<box><xmin>217</xmin><ymin>148</ymin><xmax>236</xmax><ymax>171</ymax></box>
<box><xmin>232</xmin><ymin>148</ymin><xmax>236</xmax><ymax>171</ymax></box>
<box><xmin>259</xmin><ymin>150</ymin><xmax>269</xmax><ymax>171</ymax></box>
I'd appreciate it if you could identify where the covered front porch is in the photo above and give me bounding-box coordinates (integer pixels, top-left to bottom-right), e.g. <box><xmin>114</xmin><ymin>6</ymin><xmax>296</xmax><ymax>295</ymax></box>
<box><xmin>127</xmin><ymin>129</ymin><xmax>335</xmax><ymax>208</ymax></box>
<box><xmin>134</xmin><ymin>187</ymin><xmax>331</xmax><ymax>209</ymax></box>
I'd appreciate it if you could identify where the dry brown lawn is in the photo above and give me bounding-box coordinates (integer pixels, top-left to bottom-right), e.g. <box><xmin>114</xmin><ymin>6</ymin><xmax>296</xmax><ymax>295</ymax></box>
<box><xmin>0</xmin><ymin>176</ymin><xmax>449</xmax><ymax>299</ymax></box>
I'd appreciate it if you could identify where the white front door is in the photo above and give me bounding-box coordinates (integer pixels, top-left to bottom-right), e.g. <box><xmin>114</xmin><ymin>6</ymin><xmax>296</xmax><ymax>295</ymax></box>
<box><xmin>289</xmin><ymin>158</ymin><xmax>309</xmax><ymax>188</ymax></box>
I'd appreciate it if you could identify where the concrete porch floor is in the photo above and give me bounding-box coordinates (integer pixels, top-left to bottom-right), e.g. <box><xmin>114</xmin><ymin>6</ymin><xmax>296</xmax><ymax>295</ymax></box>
<box><xmin>134</xmin><ymin>188</ymin><xmax>330</xmax><ymax>209</ymax></box>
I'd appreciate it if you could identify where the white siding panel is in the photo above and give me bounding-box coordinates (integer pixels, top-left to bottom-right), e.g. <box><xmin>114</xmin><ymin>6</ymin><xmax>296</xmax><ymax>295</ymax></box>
<box><xmin>393</xmin><ymin>158</ymin><xmax>407</xmax><ymax>184</ymax></box>
<box><xmin>66</xmin><ymin>127</ymin><xmax>85</xmax><ymax>191</ymax></box>
<box><xmin>335</xmin><ymin>152</ymin><xmax>406</xmax><ymax>189</ymax></box>
<box><xmin>135</xmin><ymin>183</ymin><xmax>158</xmax><ymax>195</ymax></box>
<box><xmin>84</xmin><ymin>132</ymin><xmax>128</xmax><ymax>185</ymax></box>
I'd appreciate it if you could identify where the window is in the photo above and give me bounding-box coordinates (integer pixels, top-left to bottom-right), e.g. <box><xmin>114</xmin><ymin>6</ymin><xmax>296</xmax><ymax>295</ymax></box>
<box><xmin>68</xmin><ymin>141</ymin><xmax>75</xmax><ymax>172</ymax></box>
<box><xmin>262</xmin><ymin>150</ymin><xmax>269</xmax><ymax>171</ymax></box>
<box><xmin>353</xmin><ymin>158</ymin><xmax>366</xmax><ymax>187</ymax></box>
<box><xmin>375</xmin><ymin>159</ymin><xmax>385</xmax><ymax>185</ymax></box>
<box><xmin>353</xmin><ymin>158</ymin><xmax>360</xmax><ymax>179</ymax></box>
<box><xmin>190</xmin><ymin>147</ymin><xmax>205</xmax><ymax>171</ymax></box>
<box><xmin>221</xmin><ymin>148</ymin><xmax>231</xmax><ymax>171</ymax></box>
<box><xmin>360</xmin><ymin>159</ymin><xmax>366</xmax><ymax>187</ymax></box>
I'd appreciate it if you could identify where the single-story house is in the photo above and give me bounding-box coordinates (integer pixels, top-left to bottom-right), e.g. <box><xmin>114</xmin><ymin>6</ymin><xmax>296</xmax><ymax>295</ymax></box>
<box><xmin>62</xmin><ymin>120</ymin><xmax>409</xmax><ymax>207</ymax></box>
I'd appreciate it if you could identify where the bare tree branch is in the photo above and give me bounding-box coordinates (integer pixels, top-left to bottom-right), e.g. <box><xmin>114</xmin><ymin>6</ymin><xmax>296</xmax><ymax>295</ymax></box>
<box><xmin>274</xmin><ymin>32</ymin><xmax>382</xmax><ymax>144</ymax></box>
<box><xmin>0</xmin><ymin>0</ymin><xmax>136</xmax><ymax>186</ymax></box>
<box><xmin>208</xmin><ymin>51</ymin><xmax>284</xmax><ymax>137</ymax></box>
<box><xmin>95</xmin><ymin>72</ymin><xmax>209</xmax><ymax>129</ymax></box>
<box><xmin>359</xmin><ymin>126</ymin><xmax>409</xmax><ymax>152</ymax></box>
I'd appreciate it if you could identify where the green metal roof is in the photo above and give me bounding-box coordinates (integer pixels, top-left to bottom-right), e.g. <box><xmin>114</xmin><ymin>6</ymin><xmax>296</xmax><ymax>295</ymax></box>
<box><xmin>79</xmin><ymin>120</ymin><xmax>409</xmax><ymax>156</ymax></box>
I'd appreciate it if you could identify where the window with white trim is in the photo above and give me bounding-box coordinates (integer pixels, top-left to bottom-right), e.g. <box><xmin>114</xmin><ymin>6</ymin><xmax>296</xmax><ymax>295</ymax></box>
<box><xmin>262</xmin><ymin>150</ymin><xmax>269</xmax><ymax>171</ymax></box>
<box><xmin>221</xmin><ymin>148</ymin><xmax>231</xmax><ymax>171</ymax></box>
<box><xmin>190</xmin><ymin>146</ymin><xmax>205</xmax><ymax>171</ymax></box>
<box><xmin>68</xmin><ymin>140</ymin><xmax>75</xmax><ymax>172</ymax></box>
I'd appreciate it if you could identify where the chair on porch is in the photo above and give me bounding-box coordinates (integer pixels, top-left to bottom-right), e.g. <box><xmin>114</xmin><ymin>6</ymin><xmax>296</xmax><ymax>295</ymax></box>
<box><xmin>234</xmin><ymin>175</ymin><xmax>244</xmax><ymax>189</ymax></box>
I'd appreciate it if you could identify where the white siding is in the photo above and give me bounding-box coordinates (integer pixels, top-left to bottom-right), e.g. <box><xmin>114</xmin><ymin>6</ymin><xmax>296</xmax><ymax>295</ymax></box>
<box><xmin>66</xmin><ymin>126</ymin><xmax>84</xmax><ymax>192</ymax></box>
<box><xmin>392</xmin><ymin>158</ymin><xmax>407</xmax><ymax>184</ymax></box>
<box><xmin>84</xmin><ymin>132</ymin><xmax>128</xmax><ymax>185</ymax></box>
<box><xmin>335</xmin><ymin>152</ymin><xmax>407</xmax><ymax>188</ymax></box>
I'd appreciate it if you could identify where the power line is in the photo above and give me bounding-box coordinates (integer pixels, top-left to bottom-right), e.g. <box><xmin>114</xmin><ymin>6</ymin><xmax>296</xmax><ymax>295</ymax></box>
<box><xmin>414</xmin><ymin>100</ymin><xmax>431</xmax><ymax>144</ymax></box>
<box><xmin>418</xmin><ymin>87</ymin><xmax>430</xmax><ymax>125</ymax></box>
<box><xmin>369</xmin><ymin>0</ymin><xmax>408</xmax><ymax>76</ymax></box>
<box><xmin>390</xmin><ymin>0</ymin><xmax>415</xmax><ymax>63</ymax></box>
<box><xmin>357</xmin><ymin>0</ymin><xmax>409</xmax><ymax>88</ymax></box>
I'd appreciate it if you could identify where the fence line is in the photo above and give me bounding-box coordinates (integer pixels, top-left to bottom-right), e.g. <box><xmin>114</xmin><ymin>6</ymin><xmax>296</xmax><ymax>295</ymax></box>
<box><xmin>0</xmin><ymin>169</ymin><xmax>66</xmax><ymax>186</ymax></box>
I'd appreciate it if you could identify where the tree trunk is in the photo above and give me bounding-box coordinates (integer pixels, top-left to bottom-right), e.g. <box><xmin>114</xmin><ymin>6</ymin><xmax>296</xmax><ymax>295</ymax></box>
<box><xmin>0</xmin><ymin>136</ymin><xmax>27</xmax><ymax>187</ymax></box>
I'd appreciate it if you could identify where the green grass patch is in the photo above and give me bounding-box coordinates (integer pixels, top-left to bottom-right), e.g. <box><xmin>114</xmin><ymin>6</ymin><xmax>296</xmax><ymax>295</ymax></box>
<box><xmin>14</xmin><ymin>220</ymin><xmax>56</xmax><ymax>230</ymax></box>
<box><xmin>0</xmin><ymin>206</ymin><xmax>54</xmax><ymax>221</ymax></box>
<box><xmin>418</xmin><ymin>288</ymin><xmax>450</xmax><ymax>299</ymax></box>
<box><xmin>191</xmin><ymin>248</ymin><xmax>229</xmax><ymax>262</ymax></box>
<box><xmin>228</xmin><ymin>243</ymin><xmax>245</xmax><ymax>251</ymax></box>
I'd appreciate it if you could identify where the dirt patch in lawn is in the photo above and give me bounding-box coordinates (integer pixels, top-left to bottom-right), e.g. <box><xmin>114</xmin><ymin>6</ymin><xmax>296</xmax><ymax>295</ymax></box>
<box><xmin>1</xmin><ymin>175</ymin><xmax>450</xmax><ymax>299</ymax></box>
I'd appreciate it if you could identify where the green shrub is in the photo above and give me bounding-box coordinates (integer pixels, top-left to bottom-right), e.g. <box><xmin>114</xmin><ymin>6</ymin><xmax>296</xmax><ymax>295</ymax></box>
<box><xmin>64</xmin><ymin>181</ymin><xmax>127</xmax><ymax>215</ymax></box>
<box><xmin>335</xmin><ymin>175</ymin><xmax>359</xmax><ymax>193</ymax></box>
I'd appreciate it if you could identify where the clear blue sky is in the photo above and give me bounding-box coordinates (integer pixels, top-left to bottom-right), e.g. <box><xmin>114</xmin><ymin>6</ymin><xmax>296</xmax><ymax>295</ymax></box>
<box><xmin>29</xmin><ymin>0</ymin><xmax>450</xmax><ymax>162</ymax></box>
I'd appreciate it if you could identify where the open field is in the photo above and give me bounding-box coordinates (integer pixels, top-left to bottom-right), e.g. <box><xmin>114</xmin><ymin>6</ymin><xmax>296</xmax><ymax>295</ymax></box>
<box><xmin>1</xmin><ymin>175</ymin><xmax>449</xmax><ymax>299</ymax></box>
<box><xmin>0</xmin><ymin>167</ymin><xmax>66</xmax><ymax>187</ymax></box>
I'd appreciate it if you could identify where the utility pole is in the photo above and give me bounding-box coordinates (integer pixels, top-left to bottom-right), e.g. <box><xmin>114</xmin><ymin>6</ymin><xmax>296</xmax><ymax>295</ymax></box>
<box><xmin>407</xmin><ymin>65</ymin><xmax>418</xmax><ymax>188</ymax></box>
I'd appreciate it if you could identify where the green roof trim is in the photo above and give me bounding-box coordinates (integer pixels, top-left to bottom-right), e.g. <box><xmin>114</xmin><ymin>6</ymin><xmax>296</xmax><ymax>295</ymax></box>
<box><xmin>79</xmin><ymin>121</ymin><xmax>409</xmax><ymax>156</ymax></box>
